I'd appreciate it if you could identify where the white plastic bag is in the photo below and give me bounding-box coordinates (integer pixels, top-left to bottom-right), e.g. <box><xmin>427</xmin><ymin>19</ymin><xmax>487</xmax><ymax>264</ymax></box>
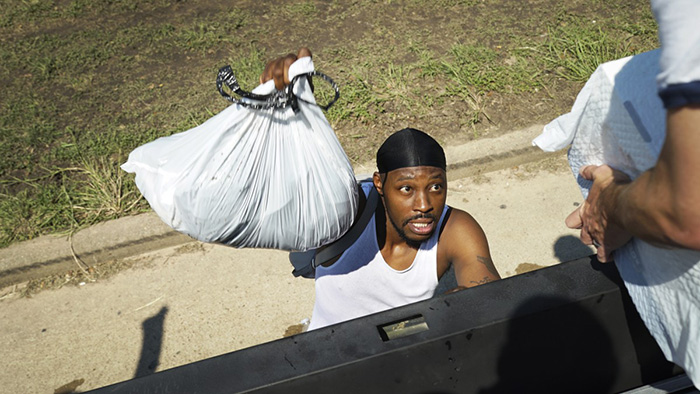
<box><xmin>121</xmin><ymin>57</ymin><xmax>359</xmax><ymax>251</ymax></box>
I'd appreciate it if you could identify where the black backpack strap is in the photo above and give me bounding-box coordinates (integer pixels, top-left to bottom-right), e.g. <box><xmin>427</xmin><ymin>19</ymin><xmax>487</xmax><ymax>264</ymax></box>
<box><xmin>314</xmin><ymin>187</ymin><xmax>378</xmax><ymax>267</ymax></box>
<box><xmin>289</xmin><ymin>249</ymin><xmax>317</xmax><ymax>279</ymax></box>
<box><xmin>438</xmin><ymin>206</ymin><xmax>453</xmax><ymax>240</ymax></box>
<box><xmin>289</xmin><ymin>184</ymin><xmax>379</xmax><ymax>278</ymax></box>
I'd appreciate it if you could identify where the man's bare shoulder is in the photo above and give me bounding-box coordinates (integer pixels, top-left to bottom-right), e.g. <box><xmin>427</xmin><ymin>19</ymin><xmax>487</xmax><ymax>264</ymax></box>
<box><xmin>438</xmin><ymin>208</ymin><xmax>490</xmax><ymax>262</ymax></box>
<box><xmin>441</xmin><ymin>208</ymin><xmax>487</xmax><ymax>240</ymax></box>
<box><xmin>438</xmin><ymin>207</ymin><xmax>499</xmax><ymax>284</ymax></box>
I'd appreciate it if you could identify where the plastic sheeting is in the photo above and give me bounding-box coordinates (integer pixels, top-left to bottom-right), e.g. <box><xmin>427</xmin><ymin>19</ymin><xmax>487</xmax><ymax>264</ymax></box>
<box><xmin>533</xmin><ymin>49</ymin><xmax>700</xmax><ymax>388</ymax></box>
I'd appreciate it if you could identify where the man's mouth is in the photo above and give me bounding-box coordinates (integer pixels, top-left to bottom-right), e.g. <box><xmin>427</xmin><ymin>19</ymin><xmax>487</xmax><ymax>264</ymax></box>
<box><xmin>405</xmin><ymin>215</ymin><xmax>437</xmax><ymax>235</ymax></box>
<box><xmin>408</xmin><ymin>221</ymin><xmax>434</xmax><ymax>235</ymax></box>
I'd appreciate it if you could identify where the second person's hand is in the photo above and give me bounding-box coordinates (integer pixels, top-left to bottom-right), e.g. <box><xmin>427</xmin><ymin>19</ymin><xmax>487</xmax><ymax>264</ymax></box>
<box><xmin>565</xmin><ymin>164</ymin><xmax>633</xmax><ymax>262</ymax></box>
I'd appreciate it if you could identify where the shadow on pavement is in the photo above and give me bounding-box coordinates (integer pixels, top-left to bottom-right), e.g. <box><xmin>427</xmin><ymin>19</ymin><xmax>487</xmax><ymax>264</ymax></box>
<box><xmin>134</xmin><ymin>306</ymin><xmax>169</xmax><ymax>379</ymax></box>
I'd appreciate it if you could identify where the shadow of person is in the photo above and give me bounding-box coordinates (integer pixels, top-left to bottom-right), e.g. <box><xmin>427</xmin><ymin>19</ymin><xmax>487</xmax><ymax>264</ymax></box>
<box><xmin>478</xmin><ymin>295</ymin><xmax>617</xmax><ymax>394</ymax></box>
<box><xmin>553</xmin><ymin>235</ymin><xmax>594</xmax><ymax>263</ymax></box>
<box><xmin>134</xmin><ymin>306</ymin><xmax>169</xmax><ymax>379</ymax></box>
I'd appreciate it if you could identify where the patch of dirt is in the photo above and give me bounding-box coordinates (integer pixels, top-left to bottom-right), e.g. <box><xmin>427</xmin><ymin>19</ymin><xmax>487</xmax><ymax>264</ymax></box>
<box><xmin>174</xmin><ymin>242</ymin><xmax>207</xmax><ymax>255</ymax></box>
<box><xmin>515</xmin><ymin>262</ymin><xmax>549</xmax><ymax>274</ymax></box>
<box><xmin>1</xmin><ymin>0</ymin><xmax>656</xmax><ymax>251</ymax></box>
<box><xmin>10</xmin><ymin>258</ymin><xmax>145</xmax><ymax>299</ymax></box>
<box><xmin>283</xmin><ymin>323</ymin><xmax>306</xmax><ymax>337</ymax></box>
<box><xmin>53</xmin><ymin>378</ymin><xmax>85</xmax><ymax>394</ymax></box>
<box><xmin>509</xmin><ymin>154</ymin><xmax>572</xmax><ymax>181</ymax></box>
<box><xmin>1</xmin><ymin>240</ymin><xmax>212</xmax><ymax>299</ymax></box>
<box><xmin>2</xmin><ymin>0</ymin><xmax>586</xmax><ymax>165</ymax></box>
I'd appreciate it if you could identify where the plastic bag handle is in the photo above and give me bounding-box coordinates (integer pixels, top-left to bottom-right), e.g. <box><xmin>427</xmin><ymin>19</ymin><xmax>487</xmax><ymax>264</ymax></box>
<box><xmin>216</xmin><ymin>65</ymin><xmax>339</xmax><ymax>113</ymax></box>
<box><xmin>290</xmin><ymin>71</ymin><xmax>340</xmax><ymax>111</ymax></box>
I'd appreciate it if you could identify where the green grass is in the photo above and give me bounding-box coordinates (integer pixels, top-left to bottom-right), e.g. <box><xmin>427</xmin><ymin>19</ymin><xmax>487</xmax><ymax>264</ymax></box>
<box><xmin>543</xmin><ymin>24</ymin><xmax>631</xmax><ymax>82</ymax></box>
<box><xmin>0</xmin><ymin>0</ymin><xmax>659</xmax><ymax>248</ymax></box>
<box><xmin>541</xmin><ymin>10</ymin><xmax>658</xmax><ymax>82</ymax></box>
<box><xmin>0</xmin><ymin>1</ymin><xmax>264</xmax><ymax>246</ymax></box>
<box><xmin>283</xmin><ymin>2</ymin><xmax>318</xmax><ymax>17</ymax></box>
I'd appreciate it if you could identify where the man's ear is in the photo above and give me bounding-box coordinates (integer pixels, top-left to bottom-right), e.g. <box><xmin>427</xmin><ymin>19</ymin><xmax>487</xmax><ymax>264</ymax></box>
<box><xmin>373</xmin><ymin>172</ymin><xmax>384</xmax><ymax>197</ymax></box>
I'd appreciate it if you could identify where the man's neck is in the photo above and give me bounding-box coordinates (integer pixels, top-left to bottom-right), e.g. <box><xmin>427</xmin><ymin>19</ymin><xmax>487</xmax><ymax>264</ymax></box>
<box><xmin>375</xmin><ymin>201</ymin><xmax>421</xmax><ymax>270</ymax></box>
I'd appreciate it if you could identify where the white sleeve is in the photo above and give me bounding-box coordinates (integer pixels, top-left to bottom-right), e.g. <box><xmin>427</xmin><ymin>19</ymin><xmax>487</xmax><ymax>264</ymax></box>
<box><xmin>652</xmin><ymin>0</ymin><xmax>700</xmax><ymax>108</ymax></box>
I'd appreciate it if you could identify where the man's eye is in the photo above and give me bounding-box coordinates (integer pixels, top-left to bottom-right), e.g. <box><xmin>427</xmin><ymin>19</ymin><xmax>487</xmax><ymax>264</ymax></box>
<box><xmin>431</xmin><ymin>184</ymin><xmax>443</xmax><ymax>191</ymax></box>
<box><xmin>400</xmin><ymin>186</ymin><xmax>411</xmax><ymax>192</ymax></box>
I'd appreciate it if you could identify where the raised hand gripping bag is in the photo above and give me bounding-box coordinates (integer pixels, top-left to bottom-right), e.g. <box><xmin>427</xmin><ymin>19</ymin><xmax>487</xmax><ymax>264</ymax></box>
<box><xmin>121</xmin><ymin>56</ymin><xmax>358</xmax><ymax>251</ymax></box>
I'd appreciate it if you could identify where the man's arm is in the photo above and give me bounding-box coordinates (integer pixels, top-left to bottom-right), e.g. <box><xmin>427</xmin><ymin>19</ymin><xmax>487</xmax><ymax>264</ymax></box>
<box><xmin>439</xmin><ymin>209</ymin><xmax>500</xmax><ymax>291</ymax></box>
<box><xmin>613</xmin><ymin>105</ymin><xmax>700</xmax><ymax>250</ymax></box>
<box><xmin>567</xmin><ymin>105</ymin><xmax>700</xmax><ymax>261</ymax></box>
<box><xmin>566</xmin><ymin>0</ymin><xmax>700</xmax><ymax>262</ymax></box>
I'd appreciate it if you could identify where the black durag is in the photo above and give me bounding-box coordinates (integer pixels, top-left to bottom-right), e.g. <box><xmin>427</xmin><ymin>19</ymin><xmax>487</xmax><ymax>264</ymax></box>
<box><xmin>376</xmin><ymin>128</ymin><xmax>446</xmax><ymax>173</ymax></box>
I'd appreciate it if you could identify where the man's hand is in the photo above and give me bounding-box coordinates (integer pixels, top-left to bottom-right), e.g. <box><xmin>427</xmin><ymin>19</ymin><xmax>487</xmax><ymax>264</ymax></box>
<box><xmin>565</xmin><ymin>164</ymin><xmax>633</xmax><ymax>262</ymax></box>
<box><xmin>260</xmin><ymin>47</ymin><xmax>312</xmax><ymax>90</ymax></box>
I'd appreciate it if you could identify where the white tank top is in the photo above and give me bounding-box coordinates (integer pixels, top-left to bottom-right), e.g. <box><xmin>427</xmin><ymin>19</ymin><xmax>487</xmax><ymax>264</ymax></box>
<box><xmin>308</xmin><ymin>183</ymin><xmax>449</xmax><ymax>330</ymax></box>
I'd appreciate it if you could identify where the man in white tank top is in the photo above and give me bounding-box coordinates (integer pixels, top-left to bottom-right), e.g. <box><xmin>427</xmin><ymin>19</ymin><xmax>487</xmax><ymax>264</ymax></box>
<box><xmin>310</xmin><ymin>128</ymin><xmax>500</xmax><ymax>329</ymax></box>
<box><xmin>262</xmin><ymin>53</ymin><xmax>501</xmax><ymax>330</ymax></box>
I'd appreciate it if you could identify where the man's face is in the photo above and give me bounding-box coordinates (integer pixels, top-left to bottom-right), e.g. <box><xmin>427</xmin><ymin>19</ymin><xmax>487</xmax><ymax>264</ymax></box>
<box><xmin>374</xmin><ymin>166</ymin><xmax>447</xmax><ymax>246</ymax></box>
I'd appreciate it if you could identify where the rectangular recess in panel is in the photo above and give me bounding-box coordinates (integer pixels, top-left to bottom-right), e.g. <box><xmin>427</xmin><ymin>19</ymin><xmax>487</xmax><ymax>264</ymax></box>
<box><xmin>378</xmin><ymin>314</ymin><xmax>429</xmax><ymax>341</ymax></box>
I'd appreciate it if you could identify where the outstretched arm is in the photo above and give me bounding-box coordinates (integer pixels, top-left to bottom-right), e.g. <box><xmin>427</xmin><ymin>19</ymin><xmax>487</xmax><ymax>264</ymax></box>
<box><xmin>440</xmin><ymin>209</ymin><xmax>500</xmax><ymax>291</ymax></box>
<box><xmin>566</xmin><ymin>105</ymin><xmax>700</xmax><ymax>262</ymax></box>
<box><xmin>566</xmin><ymin>0</ymin><xmax>700</xmax><ymax>262</ymax></box>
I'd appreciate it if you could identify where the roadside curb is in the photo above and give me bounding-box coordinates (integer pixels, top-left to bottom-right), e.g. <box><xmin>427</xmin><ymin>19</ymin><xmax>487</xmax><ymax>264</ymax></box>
<box><xmin>0</xmin><ymin>124</ymin><xmax>553</xmax><ymax>290</ymax></box>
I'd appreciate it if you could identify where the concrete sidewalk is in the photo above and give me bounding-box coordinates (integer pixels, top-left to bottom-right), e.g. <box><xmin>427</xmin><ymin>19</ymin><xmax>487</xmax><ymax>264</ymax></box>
<box><xmin>0</xmin><ymin>124</ymin><xmax>594</xmax><ymax>393</ymax></box>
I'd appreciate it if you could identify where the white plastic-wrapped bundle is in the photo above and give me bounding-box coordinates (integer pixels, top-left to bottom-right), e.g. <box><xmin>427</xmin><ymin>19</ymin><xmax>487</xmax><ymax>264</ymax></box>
<box><xmin>121</xmin><ymin>57</ymin><xmax>358</xmax><ymax>251</ymax></box>
<box><xmin>534</xmin><ymin>49</ymin><xmax>700</xmax><ymax>387</ymax></box>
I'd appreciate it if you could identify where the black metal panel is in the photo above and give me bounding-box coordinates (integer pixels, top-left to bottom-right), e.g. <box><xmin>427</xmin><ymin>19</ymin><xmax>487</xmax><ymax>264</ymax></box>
<box><xmin>89</xmin><ymin>257</ymin><xmax>682</xmax><ymax>394</ymax></box>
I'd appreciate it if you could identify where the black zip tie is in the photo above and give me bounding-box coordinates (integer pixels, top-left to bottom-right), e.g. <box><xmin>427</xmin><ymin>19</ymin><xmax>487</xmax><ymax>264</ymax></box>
<box><xmin>216</xmin><ymin>65</ymin><xmax>340</xmax><ymax>113</ymax></box>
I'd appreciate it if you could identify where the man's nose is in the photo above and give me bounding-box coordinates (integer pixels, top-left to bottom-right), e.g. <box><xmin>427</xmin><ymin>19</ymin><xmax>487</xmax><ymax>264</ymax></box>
<box><xmin>413</xmin><ymin>191</ymin><xmax>432</xmax><ymax>212</ymax></box>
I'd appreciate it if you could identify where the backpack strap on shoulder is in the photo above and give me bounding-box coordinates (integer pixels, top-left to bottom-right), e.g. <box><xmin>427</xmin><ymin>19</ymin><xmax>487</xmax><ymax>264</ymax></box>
<box><xmin>289</xmin><ymin>184</ymin><xmax>379</xmax><ymax>278</ymax></box>
<box><xmin>438</xmin><ymin>206</ymin><xmax>453</xmax><ymax>240</ymax></box>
